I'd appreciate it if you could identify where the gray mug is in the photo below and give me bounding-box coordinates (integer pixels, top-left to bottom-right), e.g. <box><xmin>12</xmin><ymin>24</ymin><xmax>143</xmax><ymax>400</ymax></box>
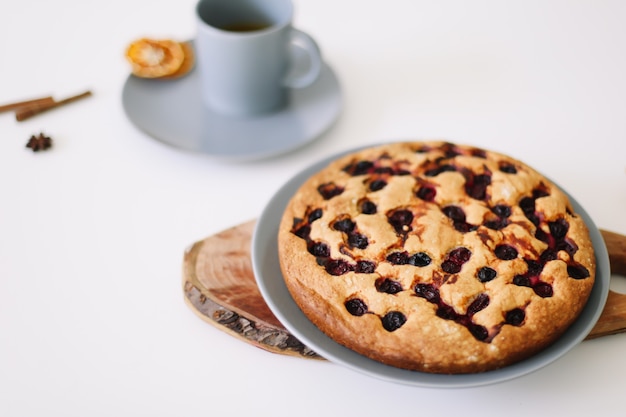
<box><xmin>195</xmin><ymin>0</ymin><xmax>322</xmax><ymax>116</ymax></box>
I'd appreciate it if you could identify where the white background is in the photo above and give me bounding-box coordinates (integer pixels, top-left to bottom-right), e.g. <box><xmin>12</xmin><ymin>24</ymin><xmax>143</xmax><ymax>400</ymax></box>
<box><xmin>1</xmin><ymin>0</ymin><xmax>625</xmax><ymax>415</ymax></box>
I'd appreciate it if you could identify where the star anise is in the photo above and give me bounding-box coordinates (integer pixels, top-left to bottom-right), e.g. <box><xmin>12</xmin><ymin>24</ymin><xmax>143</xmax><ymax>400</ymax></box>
<box><xmin>26</xmin><ymin>132</ymin><xmax>53</xmax><ymax>152</ymax></box>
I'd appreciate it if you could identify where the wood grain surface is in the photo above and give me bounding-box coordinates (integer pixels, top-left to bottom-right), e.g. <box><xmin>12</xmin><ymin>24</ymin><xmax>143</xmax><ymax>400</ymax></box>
<box><xmin>182</xmin><ymin>220</ymin><xmax>321</xmax><ymax>359</ymax></box>
<box><xmin>182</xmin><ymin>220</ymin><xmax>626</xmax><ymax>357</ymax></box>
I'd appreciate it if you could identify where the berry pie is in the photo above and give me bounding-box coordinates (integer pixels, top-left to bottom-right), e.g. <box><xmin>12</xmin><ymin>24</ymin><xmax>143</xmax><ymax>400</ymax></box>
<box><xmin>277</xmin><ymin>141</ymin><xmax>596</xmax><ymax>374</ymax></box>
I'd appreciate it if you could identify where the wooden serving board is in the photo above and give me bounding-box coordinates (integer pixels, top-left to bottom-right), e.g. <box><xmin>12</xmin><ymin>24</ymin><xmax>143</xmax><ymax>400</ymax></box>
<box><xmin>182</xmin><ymin>220</ymin><xmax>626</xmax><ymax>359</ymax></box>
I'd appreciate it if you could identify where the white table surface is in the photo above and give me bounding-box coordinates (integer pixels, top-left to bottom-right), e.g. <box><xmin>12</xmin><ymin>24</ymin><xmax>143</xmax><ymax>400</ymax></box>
<box><xmin>1</xmin><ymin>0</ymin><xmax>625</xmax><ymax>415</ymax></box>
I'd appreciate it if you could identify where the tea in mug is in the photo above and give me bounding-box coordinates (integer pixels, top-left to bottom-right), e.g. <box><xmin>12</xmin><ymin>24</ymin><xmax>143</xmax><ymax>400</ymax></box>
<box><xmin>220</xmin><ymin>21</ymin><xmax>271</xmax><ymax>32</ymax></box>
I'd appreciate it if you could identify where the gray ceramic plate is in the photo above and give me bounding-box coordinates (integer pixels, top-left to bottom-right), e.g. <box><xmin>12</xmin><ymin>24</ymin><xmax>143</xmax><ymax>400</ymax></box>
<box><xmin>121</xmin><ymin>43</ymin><xmax>341</xmax><ymax>161</ymax></box>
<box><xmin>251</xmin><ymin>146</ymin><xmax>611</xmax><ymax>388</ymax></box>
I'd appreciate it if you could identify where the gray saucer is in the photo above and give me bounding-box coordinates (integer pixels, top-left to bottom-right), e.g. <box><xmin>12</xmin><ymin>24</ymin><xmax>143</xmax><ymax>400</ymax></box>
<box><xmin>122</xmin><ymin>52</ymin><xmax>341</xmax><ymax>161</ymax></box>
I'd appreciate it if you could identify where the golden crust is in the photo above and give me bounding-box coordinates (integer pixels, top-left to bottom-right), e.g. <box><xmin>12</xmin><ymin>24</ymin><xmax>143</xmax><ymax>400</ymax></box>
<box><xmin>278</xmin><ymin>141</ymin><xmax>596</xmax><ymax>374</ymax></box>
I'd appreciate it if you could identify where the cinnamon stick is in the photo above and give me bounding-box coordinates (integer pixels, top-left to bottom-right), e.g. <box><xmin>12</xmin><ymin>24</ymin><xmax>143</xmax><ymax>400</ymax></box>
<box><xmin>15</xmin><ymin>90</ymin><xmax>92</xmax><ymax>121</ymax></box>
<box><xmin>0</xmin><ymin>96</ymin><xmax>54</xmax><ymax>113</ymax></box>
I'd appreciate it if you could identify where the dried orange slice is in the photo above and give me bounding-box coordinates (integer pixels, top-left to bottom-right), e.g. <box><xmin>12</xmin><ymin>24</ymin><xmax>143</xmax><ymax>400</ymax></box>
<box><xmin>125</xmin><ymin>38</ymin><xmax>185</xmax><ymax>78</ymax></box>
<box><xmin>161</xmin><ymin>41</ymin><xmax>195</xmax><ymax>79</ymax></box>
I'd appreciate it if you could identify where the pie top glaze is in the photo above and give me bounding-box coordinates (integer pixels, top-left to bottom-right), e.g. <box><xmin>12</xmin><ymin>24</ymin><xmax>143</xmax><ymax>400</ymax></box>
<box><xmin>277</xmin><ymin>141</ymin><xmax>596</xmax><ymax>374</ymax></box>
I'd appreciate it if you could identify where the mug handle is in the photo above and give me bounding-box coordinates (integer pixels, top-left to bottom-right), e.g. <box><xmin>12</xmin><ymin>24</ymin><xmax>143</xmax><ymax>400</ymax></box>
<box><xmin>283</xmin><ymin>28</ymin><xmax>322</xmax><ymax>89</ymax></box>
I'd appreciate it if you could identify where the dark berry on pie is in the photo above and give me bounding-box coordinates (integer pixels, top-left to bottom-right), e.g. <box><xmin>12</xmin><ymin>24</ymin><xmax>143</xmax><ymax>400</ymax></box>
<box><xmin>465</xmin><ymin>172</ymin><xmax>491</xmax><ymax>200</ymax></box>
<box><xmin>513</xmin><ymin>260</ymin><xmax>553</xmax><ymax>297</ymax></box>
<box><xmin>333</xmin><ymin>218</ymin><xmax>355</xmax><ymax>233</ymax></box>
<box><xmin>558</xmin><ymin>239</ymin><xmax>578</xmax><ymax>256</ymax></box>
<box><xmin>425</xmin><ymin>164</ymin><xmax>456</xmax><ymax>177</ymax></box>
<box><xmin>449</xmin><ymin>247</ymin><xmax>472</xmax><ymax>264</ymax></box>
<box><xmin>442</xmin><ymin>205</ymin><xmax>466</xmax><ymax>223</ymax></box>
<box><xmin>415</xmin><ymin>282</ymin><xmax>493</xmax><ymax>342</ymax></box>
<box><xmin>492</xmin><ymin>204</ymin><xmax>511</xmax><ymax>218</ymax></box>
<box><xmin>408</xmin><ymin>252</ymin><xmax>432</xmax><ymax>267</ymax></box>
<box><xmin>442</xmin><ymin>205</ymin><xmax>477</xmax><ymax>233</ymax></box>
<box><xmin>436</xmin><ymin>305</ymin><xmax>457</xmax><ymax>320</ymax></box>
<box><xmin>469</xmin><ymin>324</ymin><xmax>489</xmax><ymax>341</ymax></box>
<box><xmin>533</xmin><ymin>283</ymin><xmax>553</xmax><ymax>298</ymax></box>
<box><xmin>293</xmin><ymin>225</ymin><xmax>311</xmax><ymax>239</ymax></box>
<box><xmin>525</xmin><ymin>259</ymin><xmax>544</xmax><ymax>276</ymax></box>
<box><xmin>318</xmin><ymin>182</ymin><xmax>344</xmax><ymax>200</ymax></box>
<box><xmin>387</xmin><ymin>209</ymin><xmax>414</xmax><ymax>234</ymax></box>
<box><xmin>499</xmin><ymin>163</ymin><xmax>517</xmax><ymax>174</ymax></box>
<box><xmin>360</xmin><ymin>199</ymin><xmax>377</xmax><ymax>214</ymax></box>
<box><xmin>308</xmin><ymin>208</ymin><xmax>323</xmax><ymax>223</ymax></box>
<box><xmin>549</xmin><ymin>218</ymin><xmax>569</xmax><ymax>239</ymax></box>
<box><xmin>455</xmin><ymin>222</ymin><xmax>479</xmax><ymax>233</ymax></box>
<box><xmin>476</xmin><ymin>267</ymin><xmax>497</xmax><ymax>282</ymax></box>
<box><xmin>345</xmin><ymin>298</ymin><xmax>368</xmax><ymax>316</ymax></box>
<box><xmin>308</xmin><ymin>241</ymin><xmax>330</xmax><ymax>257</ymax></box>
<box><xmin>344</xmin><ymin>160</ymin><xmax>374</xmax><ymax>176</ymax></box>
<box><xmin>382</xmin><ymin>311</ymin><xmax>407</xmax><ymax>331</ymax></box>
<box><xmin>567</xmin><ymin>264</ymin><xmax>590</xmax><ymax>279</ymax></box>
<box><xmin>375</xmin><ymin>278</ymin><xmax>403</xmax><ymax>294</ymax></box>
<box><xmin>374</xmin><ymin>166</ymin><xmax>394</xmax><ymax>175</ymax></box>
<box><xmin>505</xmin><ymin>308</ymin><xmax>525</xmax><ymax>326</ymax></box>
<box><xmin>441</xmin><ymin>260</ymin><xmax>461</xmax><ymax>274</ymax></box>
<box><xmin>495</xmin><ymin>244</ymin><xmax>518</xmax><ymax>260</ymax></box>
<box><xmin>441</xmin><ymin>142</ymin><xmax>462</xmax><ymax>158</ymax></box>
<box><xmin>519</xmin><ymin>197</ymin><xmax>540</xmax><ymax>226</ymax></box>
<box><xmin>414</xmin><ymin>283</ymin><xmax>440</xmax><ymax>303</ymax></box>
<box><xmin>416</xmin><ymin>185</ymin><xmax>437</xmax><ymax>201</ymax></box>
<box><xmin>467</xmin><ymin>293</ymin><xmax>490</xmax><ymax>316</ymax></box>
<box><xmin>355</xmin><ymin>260</ymin><xmax>376</xmax><ymax>273</ymax></box>
<box><xmin>441</xmin><ymin>247</ymin><xmax>472</xmax><ymax>274</ymax></box>
<box><xmin>535</xmin><ymin>228</ymin><xmax>550</xmax><ymax>244</ymax></box>
<box><xmin>519</xmin><ymin>197</ymin><xmax>535</xmax><ymax>216</ymax></box>
<box><xmin>369</xmin><ymin>179</ymin><xmax>387</xmax><ymax>191</ymax></box>
<box><xmin>471</xmin><ymin>148</ymin><xmax>487</xmax><ymax>158</ymax></box>
<box><xmin>540</xmin><ymin>248</ymin><xmax>558</xmax><ymax>262</ymax></box>
<box><xmin>291</xmin><ymin>217</ymin><xmax>303</xmax><ymax>229</ymax></box>
<box><xmin>533</xmin><ymin>186</ymin><xmax>550</xmax><ymax>199</ymax></box>
<box><xmin>387</xmin><ymin>251</ymin><xmax>409</xmax><ymax>265</ymax></box>
<box><xmin>325</xmin><ymin>259</ymin><xmax>352</xmax><ymax>276</ymax></box>
<box><xmin>484</xmin><ymin>217</ymin><xmax>509</xmax><ymax>230</ymax></box>
<box><xmin>513</xmin><ymin>275</ymin><xmax>531</xmax><ymax>287</ymax></box>
<box><xmin>348</xmin><ymin>233</ymin><xmax>369</xmax><ymax>249</ymax></box>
